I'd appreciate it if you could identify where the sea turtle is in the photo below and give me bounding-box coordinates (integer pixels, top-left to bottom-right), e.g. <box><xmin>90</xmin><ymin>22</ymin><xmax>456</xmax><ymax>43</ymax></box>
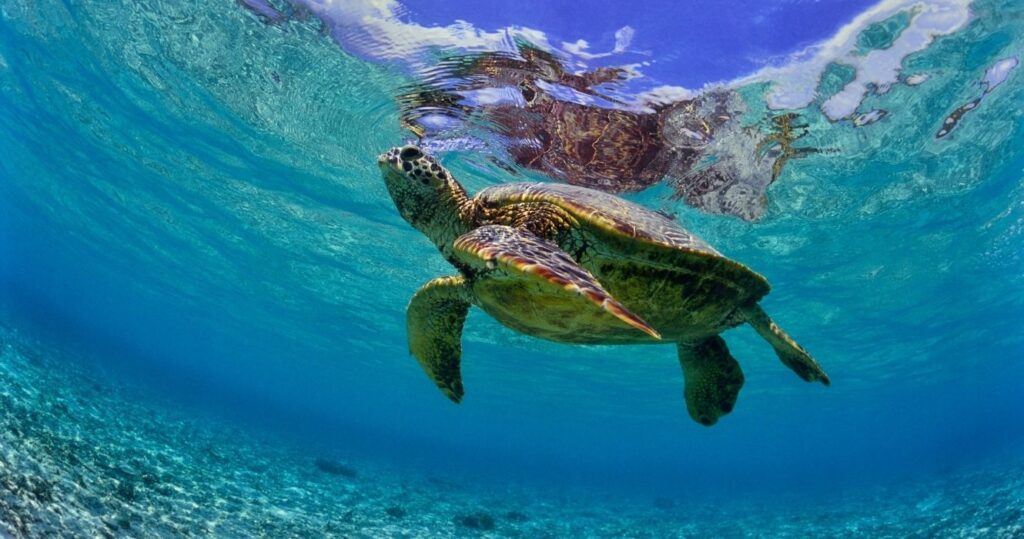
<box><xmin>379</xmin><ymin>145</ymin><xmax>830</xmax><ymax>426</ymax></box>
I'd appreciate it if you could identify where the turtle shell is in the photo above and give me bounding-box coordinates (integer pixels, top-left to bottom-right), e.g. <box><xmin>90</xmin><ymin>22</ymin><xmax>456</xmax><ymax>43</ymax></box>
<box><xmin>475</xmin><ymin>182</ymin><xmax>770</xmax><ymax>303</ymax></box>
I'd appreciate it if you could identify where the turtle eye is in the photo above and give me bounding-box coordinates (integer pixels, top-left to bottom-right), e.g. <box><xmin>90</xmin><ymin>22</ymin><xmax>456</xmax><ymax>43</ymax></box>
<box><xmin>399</xmin><ymin>146</ymin><xmax>423</xmax><ymax>161</ymax></box>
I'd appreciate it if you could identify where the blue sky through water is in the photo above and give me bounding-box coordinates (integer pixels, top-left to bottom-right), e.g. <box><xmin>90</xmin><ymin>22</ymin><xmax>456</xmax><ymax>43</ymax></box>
<box><xmin>398</xmin><ymin>0</ymin><xmax>878</xmax><ymax>86</ymax></box>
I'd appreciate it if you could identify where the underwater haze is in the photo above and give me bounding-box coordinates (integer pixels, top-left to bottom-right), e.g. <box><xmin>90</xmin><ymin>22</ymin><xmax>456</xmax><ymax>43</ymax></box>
<box><xmin>1</xmin><ymin>0</ymin><xmax>1023</xmax><ymax>536</ymax></box>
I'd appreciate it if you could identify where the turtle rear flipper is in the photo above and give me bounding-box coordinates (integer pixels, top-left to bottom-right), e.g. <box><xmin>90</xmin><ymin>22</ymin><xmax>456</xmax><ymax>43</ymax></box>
<box><xmin>407</xmin><ymin>276</ymin><xmax>473</xmax><ymax>403</ymax></box>
<box><xmin>678</xmin><ymin>337</ymin><xmax>745</xmax><ymax>426</ymax></box>
<box><xmin>740</xmin><ymin>303</ymin><xmax>830</xmax><ymax>385</ymax></box>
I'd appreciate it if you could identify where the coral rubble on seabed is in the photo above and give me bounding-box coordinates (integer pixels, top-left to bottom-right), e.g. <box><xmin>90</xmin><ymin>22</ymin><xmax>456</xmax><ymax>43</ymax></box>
<box><xmin>0</xmin><ymin>323</ymin><xmax>1022</xmax><ymax>538</ymax></box>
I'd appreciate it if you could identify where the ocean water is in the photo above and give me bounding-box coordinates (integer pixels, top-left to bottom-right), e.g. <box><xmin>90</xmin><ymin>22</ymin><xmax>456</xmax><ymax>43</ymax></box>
<box><xmin>1</xmin><ymin>0</ymin><xmax>1023</xmax><ymax>537</ymax></box>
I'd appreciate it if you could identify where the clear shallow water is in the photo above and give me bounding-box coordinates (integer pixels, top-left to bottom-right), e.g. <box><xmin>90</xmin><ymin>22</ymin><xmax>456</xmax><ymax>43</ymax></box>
<box><xmin>1</xmin><ymin>0</ymin><xmax>1023</xmax><ymax>535</ymax></box>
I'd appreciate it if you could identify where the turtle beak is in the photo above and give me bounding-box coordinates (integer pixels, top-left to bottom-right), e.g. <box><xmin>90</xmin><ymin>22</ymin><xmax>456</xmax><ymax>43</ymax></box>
<box><xmin>378</xmin><ymin>147</ymin><xmax>402</xmax><ymax>172</ymax></box>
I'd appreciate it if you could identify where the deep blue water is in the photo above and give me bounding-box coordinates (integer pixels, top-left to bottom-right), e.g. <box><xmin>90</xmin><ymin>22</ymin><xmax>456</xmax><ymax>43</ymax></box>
<box><xmin>1</xmin><ymin>0</ymin><xmax>1023</xmax><ymax>536</ymax></box>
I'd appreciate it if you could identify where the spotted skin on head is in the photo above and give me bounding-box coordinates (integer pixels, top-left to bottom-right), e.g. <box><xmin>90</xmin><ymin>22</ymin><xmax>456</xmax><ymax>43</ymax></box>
<box><xmin>378</xmin><ymin>145</ymin><xmax>475</xmax><ymax>252</ymax></box>
<box><xmin>379</xmin><ymin>145</ymin><xmax>451</xmax><ymax>184</ymax></box>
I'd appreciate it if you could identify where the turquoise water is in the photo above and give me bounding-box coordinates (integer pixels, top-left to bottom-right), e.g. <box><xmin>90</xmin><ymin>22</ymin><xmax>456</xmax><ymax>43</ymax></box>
<box><xmin>1</xmin><ymin>0</ymin><xmax>1023</xmax><ymax>536</ymax></box>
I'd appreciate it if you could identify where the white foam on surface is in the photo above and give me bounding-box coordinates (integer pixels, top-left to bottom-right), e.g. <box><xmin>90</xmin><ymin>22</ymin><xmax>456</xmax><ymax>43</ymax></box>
<box><xmin>638</xmin><ymin>0</ymin><xmax>973</xmax><ymax>113</ymax></box>
<box><xmin>822</xmin><ymin>2</ymin><xmax>970</xmax><ymax>118</ymax></box>
<box><xmin>562</xmin><ymin>26</ymin><xmax>635</xmax><ymax>60</ymax></box>
<box><xmin>637</xmin><ymin>85</ymin><xmax>699</xmax><ymax>106</ymax></box>
<box><xmin>982</xmin><ymin>57</ymin><xmax>1019</xmax><ymax>92</ymax></box>
<box><xmin>294</xmin><ymin>0</ymin><xmax>632</xmax><ymax>64</ymax></box>
<box><xmin>732</xmin><ymin>0</ymin><xmax>973</xmax><ymax>118</ymax></box>
<box><xmin>905</xmin><ymin>73</ymin><xmax>930</xmax><ymax>85</ymax></box>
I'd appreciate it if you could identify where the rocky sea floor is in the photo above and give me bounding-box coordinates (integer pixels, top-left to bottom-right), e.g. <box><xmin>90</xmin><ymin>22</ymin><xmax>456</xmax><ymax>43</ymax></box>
<box><xmin>1</xmin><ymin>323</ymin><xmax>1022</xmax><ymax>538</ymax></box>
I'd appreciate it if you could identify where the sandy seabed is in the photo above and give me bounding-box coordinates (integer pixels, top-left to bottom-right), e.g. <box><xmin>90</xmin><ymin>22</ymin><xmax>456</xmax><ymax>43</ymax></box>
<box><xmin>1</xmin><ymin>323</ymin><xmax>1021</xmax><ymax>538</ymax></box>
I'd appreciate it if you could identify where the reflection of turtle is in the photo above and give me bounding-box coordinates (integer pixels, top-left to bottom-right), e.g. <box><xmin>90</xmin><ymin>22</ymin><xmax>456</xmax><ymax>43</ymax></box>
<box><xmin>417</xmin><ymin>40</ymin><xmax>628</xmax><ymax>95</ymax></box>
<box><xmin>399</xmin><ymin>42</ymin><xmax>628</xmax><ymax>137</ymax></box>
<box><xmin>499</xmin><ymin>79</ymin><xmax>677</xmax><ymax>192</ymax></box>
<box><xmin>669</xmin><ymin>110</ymin><xmax>822</xmax><ymax>221</ymax></box>
<box><xmin>399</xmin><ymin>44</ymin><xmax>819</xmax><ymax>221</ymax></box>
<box><xmin>379</xmin><ymin>145</ymin><xmax>830</xmax><ymax>426</ymax></box>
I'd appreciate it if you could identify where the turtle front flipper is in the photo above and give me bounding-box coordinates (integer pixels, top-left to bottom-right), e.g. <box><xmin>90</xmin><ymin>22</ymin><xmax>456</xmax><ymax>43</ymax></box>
<box><xmin>407</xmin><ymin>276</ymin><xmax>473</xmax><ymax>403</ymax></box>
<box><xmin>739</xmin><ymin>303</ymin><xmax>831</xmax><ymax>385</ymax></box>
<box><xmin>678</xmin><ymin>337</ymin><xmax>745</xmax><ymax>426</ymax></box>
<box><xmin>453</xmin><ymin>225</ymin><xmax>660</xmax><ymax>339</ymax></box>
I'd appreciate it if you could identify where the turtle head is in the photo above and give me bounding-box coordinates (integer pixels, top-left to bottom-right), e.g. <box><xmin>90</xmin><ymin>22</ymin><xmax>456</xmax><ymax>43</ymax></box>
<box><xmin>378</xmin><ymin>145</ymin><xmax>473</xmax><ymax>247</ymax></box>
